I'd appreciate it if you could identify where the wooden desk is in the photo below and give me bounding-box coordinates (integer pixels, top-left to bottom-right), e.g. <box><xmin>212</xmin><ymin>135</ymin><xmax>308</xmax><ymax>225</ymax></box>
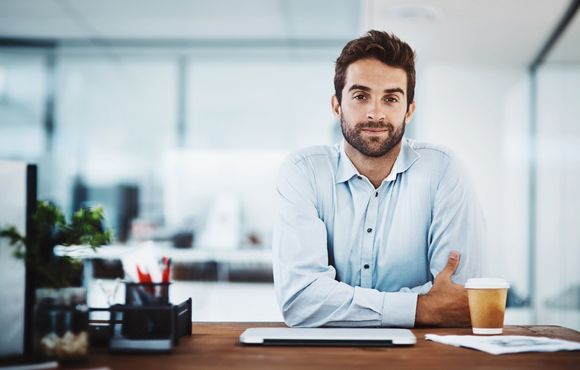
<box><xmin>84</xmin><ymin>323</ymin><xmax>579</xmax><ymax>370</ymax></box>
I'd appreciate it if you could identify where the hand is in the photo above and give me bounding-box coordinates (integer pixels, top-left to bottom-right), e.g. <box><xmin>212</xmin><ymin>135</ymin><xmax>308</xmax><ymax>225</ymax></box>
<box><xmin>415</xmin><ymin>250</ymin><xmax>471</xmax><ymax>327</ymax></box>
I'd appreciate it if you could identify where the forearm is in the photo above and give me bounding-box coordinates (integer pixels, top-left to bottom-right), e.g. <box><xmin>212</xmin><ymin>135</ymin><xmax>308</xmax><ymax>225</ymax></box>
<box><xmin>278</xmin><ymin>275</ymin><xmax>385</xmax><ymax>327</ymax></box>
<box><xmin>279</xmin><ymin>274</ymin><xmax>434</xmax><ymax>328</ymax></box>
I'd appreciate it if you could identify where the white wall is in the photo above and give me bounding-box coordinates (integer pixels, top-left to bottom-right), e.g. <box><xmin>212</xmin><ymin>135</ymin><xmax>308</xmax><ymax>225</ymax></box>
<box><xmin>186</xmin><ymin>56</ymin><xmax>336</xmax><ymax>150</ymax></box>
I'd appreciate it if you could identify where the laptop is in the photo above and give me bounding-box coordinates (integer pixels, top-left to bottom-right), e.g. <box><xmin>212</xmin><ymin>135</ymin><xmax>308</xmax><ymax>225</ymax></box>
<box><xmin>239</xmin><ymin>327</ymin><xmax>416</xmax><ymax>346</ymax></box>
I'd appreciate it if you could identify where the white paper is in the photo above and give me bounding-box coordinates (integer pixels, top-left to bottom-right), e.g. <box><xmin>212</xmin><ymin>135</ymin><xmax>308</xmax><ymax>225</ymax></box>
<box><xmin>119</xmin><ymin>242</ymin><xmax>162</xmax><ymax>283</ymax></box>
<box><xmin>425</xmin><ymin>334</ymin><xmax>580</xmax><ymax>355</ymax></box>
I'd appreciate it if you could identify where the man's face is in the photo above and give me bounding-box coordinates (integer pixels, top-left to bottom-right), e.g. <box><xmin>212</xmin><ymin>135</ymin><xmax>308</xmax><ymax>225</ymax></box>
<box><xmin>332</xmin><ymin>58</ymin><xmax>415</xmax><ymax>158</ymax></box>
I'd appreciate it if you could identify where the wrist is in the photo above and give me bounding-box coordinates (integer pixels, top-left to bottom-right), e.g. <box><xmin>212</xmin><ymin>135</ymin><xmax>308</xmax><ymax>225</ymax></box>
<box><xmin>415</xmin><ymin>294</ymin><xmax>438</xmax><ymax>327</ymax></box>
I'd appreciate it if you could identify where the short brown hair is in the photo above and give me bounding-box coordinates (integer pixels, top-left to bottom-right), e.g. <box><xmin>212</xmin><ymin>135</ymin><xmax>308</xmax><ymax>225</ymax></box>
<box><xmin>334</xmin><ymin>30</ymin><xmax>416</xmax><ymax>108</ymax></box>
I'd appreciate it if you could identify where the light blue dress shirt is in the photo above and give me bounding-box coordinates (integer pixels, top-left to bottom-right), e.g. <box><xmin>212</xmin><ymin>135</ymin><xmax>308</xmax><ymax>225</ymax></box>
<box><xmin>272</xmin><ymin>137</ymin><xmax>484</xmax><ymax>328</ymax></box>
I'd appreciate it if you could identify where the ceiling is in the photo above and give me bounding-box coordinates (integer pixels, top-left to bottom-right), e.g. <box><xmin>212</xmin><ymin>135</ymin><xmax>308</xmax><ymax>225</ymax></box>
<box><xmin>363</xmin><ymin>0</ymin><xmax>574</xmax><ymax>65</ymax></box>
<box><xmin>0</xmin><ymin>0</ymin><xmax>576</xmax><ymax>66</ymax></box>
<box><xmin>0</xmin><ymin>0</ymin><xmax>360</xmax><ymax>40</ymax></box>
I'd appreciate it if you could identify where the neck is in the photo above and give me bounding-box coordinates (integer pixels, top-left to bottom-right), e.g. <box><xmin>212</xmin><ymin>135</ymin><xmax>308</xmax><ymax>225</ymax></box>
<box><xmin>344</xmin><ymin>141</ymin><xmax>402</xmax><ymax>189</ymax></box>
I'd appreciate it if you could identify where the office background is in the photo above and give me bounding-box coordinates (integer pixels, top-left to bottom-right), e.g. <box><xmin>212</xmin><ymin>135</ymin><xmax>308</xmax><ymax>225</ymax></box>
<box><xmin>0</xmin><ymin>0</ymin><xmax>579</xmax><ymax>329</ymax></box>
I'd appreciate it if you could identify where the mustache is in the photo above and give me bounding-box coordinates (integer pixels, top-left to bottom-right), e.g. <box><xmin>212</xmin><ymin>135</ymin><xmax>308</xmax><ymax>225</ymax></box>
<box><xmin>355</xmin><ymin>121</ymin><xmax>394</xmax><ymax>130</ymax></box>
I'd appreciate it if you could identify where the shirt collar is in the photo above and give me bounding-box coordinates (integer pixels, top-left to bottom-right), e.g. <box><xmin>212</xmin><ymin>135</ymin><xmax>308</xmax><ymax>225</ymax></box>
<box><xmin>336</xmin><ymin>141</ymin><xmax>359</xmax><ymax>183</ymax></box>
<box><xmin>336</xmin><ymin>138</ymin><xmax>421</xmax><ymax>184</ymax></box>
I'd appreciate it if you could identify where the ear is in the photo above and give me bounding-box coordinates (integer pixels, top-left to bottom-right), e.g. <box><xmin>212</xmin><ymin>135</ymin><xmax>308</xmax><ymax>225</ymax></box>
<box><xmin>331</xmin><ymin>95</ymin><xmax>341</xmax><ymax>119</ymax></box>
<box><xmin>405</xmin><ymin>100</ymin><xmax>416</xmax><ymax>124</ymax></box>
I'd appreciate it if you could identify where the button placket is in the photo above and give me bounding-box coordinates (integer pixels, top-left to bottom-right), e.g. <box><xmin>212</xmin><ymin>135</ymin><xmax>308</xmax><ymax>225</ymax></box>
<box><xmin>361</xmin><ymin>190</ymin><xmax>378</xmax><ymax>288</ymax></box>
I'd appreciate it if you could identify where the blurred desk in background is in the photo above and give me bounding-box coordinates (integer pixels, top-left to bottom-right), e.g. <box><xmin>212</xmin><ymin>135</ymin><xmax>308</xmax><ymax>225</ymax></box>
<box><xmin>59</xmin><ymin>244</ymin><xmax>542</xmax><ymax>324</ymax></box>
<box><xmin>54</xmin><ymin>243</ymin><xmax>273</xmax><ymax>283</ymax></box>
<box><xmin>55</xmin><ymin>244</ymin><xmax>281</xmax><ymax>322</ymax></box>
<box><xmin>81</xmin><ymin>323</ymin><xmax>580</xmax><ymax>370</ymax></box>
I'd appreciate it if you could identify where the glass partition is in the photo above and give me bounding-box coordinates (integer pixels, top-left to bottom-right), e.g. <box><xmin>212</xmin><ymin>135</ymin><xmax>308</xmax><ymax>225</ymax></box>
<box><xmin>533</xmin><ymin>8</ymin><xmax>580</xmax><ymax>329</ymax></box>
<box><xmin>0</xmin><ymin>50</ymin><xmax>46</xmax><ymax>160</ymax></box>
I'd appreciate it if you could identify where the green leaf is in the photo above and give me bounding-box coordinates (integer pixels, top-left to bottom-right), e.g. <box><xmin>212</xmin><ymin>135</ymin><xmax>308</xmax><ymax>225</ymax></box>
<box><xmin>1</xmin><ymin>200</ymin><xmax>113</xmax><ymax>288</ymax></box>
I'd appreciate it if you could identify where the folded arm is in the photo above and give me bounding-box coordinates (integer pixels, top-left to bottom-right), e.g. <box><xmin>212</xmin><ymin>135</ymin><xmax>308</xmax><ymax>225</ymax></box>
<box><xmin>272</xmin><ymin>155</ymin><xmax>484</xmax><ymax>328</ymax></box>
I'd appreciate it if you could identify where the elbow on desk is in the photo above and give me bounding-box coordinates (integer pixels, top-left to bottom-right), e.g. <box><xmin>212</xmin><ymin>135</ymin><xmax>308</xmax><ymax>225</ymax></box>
<box><xmin>280</xmin><ymin>298</ymin><xmax>309</xmax><ymax>327</ymax></box>
<box><xmin>279</xmin><ymin>292</ymin><xmax>326</xmax><ymax>328</ymax></box>
<box><xmin>281</xmin><ymin>307</ymin><xmax>318</xmax><ymax>328</ymax></box>
<box><xmin>274</xmin><ymin>270</ymin><xmax>331</xmax><ymax>327</ymax></box>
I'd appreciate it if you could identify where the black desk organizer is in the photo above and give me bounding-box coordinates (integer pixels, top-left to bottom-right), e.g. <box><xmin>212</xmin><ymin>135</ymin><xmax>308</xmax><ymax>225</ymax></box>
<box><xmin>89</xmin><ymin>282</ymin><xmax>192</xmax><ymax>354</ymax></box>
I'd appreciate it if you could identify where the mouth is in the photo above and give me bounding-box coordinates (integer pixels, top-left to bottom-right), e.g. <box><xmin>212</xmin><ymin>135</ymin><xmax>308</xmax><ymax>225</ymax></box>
<box><xmin>360</xmin><ymin>128</ymin><xmax>389</xmax><ymax>134</ymax></box>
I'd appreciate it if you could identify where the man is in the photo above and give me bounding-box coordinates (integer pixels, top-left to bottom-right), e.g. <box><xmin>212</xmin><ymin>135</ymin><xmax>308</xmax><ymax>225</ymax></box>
<box><xmin>272</xmin><ymin>30</ymin><xmax>484</xmax><ymax>328</ymax></box>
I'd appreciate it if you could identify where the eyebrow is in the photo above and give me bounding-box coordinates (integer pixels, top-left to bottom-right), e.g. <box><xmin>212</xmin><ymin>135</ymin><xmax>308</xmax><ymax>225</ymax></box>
<box><xmin>348</xmin><ymin>84</ymin><xmax>405</xmax><ymax>95</ymax></box>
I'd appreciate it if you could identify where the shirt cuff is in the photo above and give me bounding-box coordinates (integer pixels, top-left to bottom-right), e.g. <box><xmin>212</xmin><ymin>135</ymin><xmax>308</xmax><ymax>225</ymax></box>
<box><xmin>380</xmin><ymin>292</ymin><xmax>418</xmax><ymax>328</ymax></box>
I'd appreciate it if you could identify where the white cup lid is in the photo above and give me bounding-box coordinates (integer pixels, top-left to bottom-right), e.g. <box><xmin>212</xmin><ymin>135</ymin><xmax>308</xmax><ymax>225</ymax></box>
<box><xmin>465</xmin><ymin>278</ymin><xmax>510</xmax><ymax>289</ymax></box>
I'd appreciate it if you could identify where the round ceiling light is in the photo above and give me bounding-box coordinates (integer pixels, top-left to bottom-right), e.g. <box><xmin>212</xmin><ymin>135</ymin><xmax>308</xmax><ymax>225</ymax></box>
<box><xmin>384</xmin><ymin>4</ymin><xmax>441</xmax><ymax>23</ymax></box>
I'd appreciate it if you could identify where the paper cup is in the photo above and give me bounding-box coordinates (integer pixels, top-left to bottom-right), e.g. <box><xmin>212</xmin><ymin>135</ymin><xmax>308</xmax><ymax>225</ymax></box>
<box><xmin>465</xmin><ymin>278</ymin><xmax>509</xmax><ymax>335</ymax></box>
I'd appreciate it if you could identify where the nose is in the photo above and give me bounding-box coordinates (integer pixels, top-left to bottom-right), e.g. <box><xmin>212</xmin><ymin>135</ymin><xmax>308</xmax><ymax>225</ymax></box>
<box><xmin>367</xmin><ymin>100</ymin><xmax>385</xmax><ymax>122</ymax></box>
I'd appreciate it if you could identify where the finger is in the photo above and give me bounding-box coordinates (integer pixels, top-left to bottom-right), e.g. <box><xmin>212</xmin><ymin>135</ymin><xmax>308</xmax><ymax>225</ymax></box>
<box><xmin>438</xmin><ymin>250</ymin><xmax>461</xmax><ymax>279</ymax></box>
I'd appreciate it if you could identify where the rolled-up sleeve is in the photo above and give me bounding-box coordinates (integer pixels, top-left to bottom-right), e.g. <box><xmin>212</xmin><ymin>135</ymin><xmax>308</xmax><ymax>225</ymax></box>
<box><xmin>273</xmin><ymin>156</ymin><xmax>418</xmax><ymax>327</ymax></box>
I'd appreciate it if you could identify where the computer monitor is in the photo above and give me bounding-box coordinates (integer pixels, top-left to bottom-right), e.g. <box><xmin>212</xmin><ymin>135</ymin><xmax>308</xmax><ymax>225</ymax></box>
<box><xmin>0</xmin><ymin>160</ymin><xmax>36</xmax><ymax>358</ymax></box>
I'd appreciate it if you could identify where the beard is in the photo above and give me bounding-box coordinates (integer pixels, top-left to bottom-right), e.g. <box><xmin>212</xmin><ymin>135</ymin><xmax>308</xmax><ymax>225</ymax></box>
<box><xmin>340</xmin><ymin>115</ymin><xmax>406</xmax><ymax>158</ymax></box>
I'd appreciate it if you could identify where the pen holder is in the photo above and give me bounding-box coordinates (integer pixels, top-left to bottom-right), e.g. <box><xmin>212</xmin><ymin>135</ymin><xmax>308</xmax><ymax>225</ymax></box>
<box><xmin>114</xmin><ymin>304</ymin><xmax>173</xmax><ymax>340</ymax></box>
<box><xmin>125</xmin><ymin>282</ymin><xmax>171</xmax><ymax>306</ymax></box>
<box><xmin>88</xmin><ymin>280</ymin><xmax>192</xmax><ymax>353</ymax></box>
<box><xmin>104</xmin><ymin>298</ymin><xmax>192</xmax><ymax>353</ymax></box>
<box><xmin>89</xmin><ymin>297</ymin><xmax>192</xmax><ymax>353</ymax></box>
<box><xmin>119</xmin><ymin>282</ymin><xmax>171</xmax><ymax>343</ymax></box>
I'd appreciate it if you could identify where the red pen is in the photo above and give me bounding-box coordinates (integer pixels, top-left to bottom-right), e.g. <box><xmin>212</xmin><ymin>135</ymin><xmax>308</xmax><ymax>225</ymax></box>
<box><xmin>136</xmin><ymin>264</ymin><xmax>152</xmax><ymax>283</ymax></box>
<box><xmin>136</xmin><ymin>264</ymin><xmax>154</xmax><ymax>293</ymax></box>
<box><xmin>136</xmin><ymin>265</ymin><xmax>146</xmax><ymax>283</ymax></box>
<box><xmin>161</xmin><ymin>257</ymin><xmax>171</xmax><ymax>283</ymax></box>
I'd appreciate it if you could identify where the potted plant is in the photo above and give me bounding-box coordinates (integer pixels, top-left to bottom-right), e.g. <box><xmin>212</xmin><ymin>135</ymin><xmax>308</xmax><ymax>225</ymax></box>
<box><xmin>0</xmin><ymin>200</ymin><xmax>113</xmax><ymax>361</ymax></box>
<box><xmin>1</xmin><ymin>200</ymin><xmax>113</xmax><ymax>287</ymax></box>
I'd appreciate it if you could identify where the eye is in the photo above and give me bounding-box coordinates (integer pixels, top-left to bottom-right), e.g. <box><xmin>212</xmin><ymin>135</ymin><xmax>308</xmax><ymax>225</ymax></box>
<box><xmin>354</xmin><ymin>94</ymin><xmax>367</xmax><ymax>101</ymax></box>
<box><xmin>385</xmin><ymin>97</ymin><xmax>399</xmax><ymax>103</ymax></box>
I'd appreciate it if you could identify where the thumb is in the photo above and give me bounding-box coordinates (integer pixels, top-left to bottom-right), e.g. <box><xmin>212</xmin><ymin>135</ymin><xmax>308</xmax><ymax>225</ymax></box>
<box><xmin>439</xmin><ymin>250</ymin><xmax>460</xmax><ymax>279</ymax></box>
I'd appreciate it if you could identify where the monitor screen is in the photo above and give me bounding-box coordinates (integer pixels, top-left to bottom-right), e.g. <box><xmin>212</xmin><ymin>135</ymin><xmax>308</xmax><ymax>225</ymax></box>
<box><xmin>0</xmin><ymin>160</ymin><xmax>36</xmax><ymax>358</ymax></box>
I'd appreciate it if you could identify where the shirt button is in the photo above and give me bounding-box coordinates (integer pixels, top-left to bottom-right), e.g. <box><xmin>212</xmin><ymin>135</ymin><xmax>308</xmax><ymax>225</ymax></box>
<box><xmin>375</xmin><ymin>192</ymin><xmax>378</xmax><ymax>197</ymax></box>
<box><xmin>363</xmin><ymin>264</ymin><xmax>370</xmax><ymax>269</ymax></box>
<box><xmin>357</xmin><ymin>176</ymin><xmax>362</xmax><ymax>180</ymax></box>
<box><xmin>366</xmin><ymin>228</ymin><xmax>373</xmax><ymax>233</ymax></box>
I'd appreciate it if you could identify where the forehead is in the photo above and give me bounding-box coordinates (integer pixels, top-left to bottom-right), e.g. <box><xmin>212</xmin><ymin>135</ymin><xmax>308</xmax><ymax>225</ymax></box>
<box><xmin>344</xmin><ymin>58</ymin><xmax>407</xmax><ymax>92</ymax></box>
